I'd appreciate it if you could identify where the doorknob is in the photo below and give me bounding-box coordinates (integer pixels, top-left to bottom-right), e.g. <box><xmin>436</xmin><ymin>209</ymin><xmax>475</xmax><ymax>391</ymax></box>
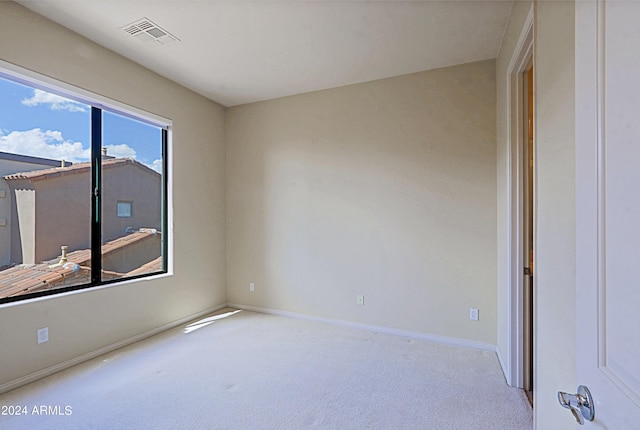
<box><xmin>557</xmin><ymin>385</ymin><xmax>595</xmax><ymax>425</ymax></box>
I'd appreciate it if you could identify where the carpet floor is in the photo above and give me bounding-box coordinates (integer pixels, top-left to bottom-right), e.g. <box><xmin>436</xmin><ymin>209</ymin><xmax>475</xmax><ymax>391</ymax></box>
<box><xmin>0</xmin><ymin>309</ymin><xmax>532</xmax><ymax>429</ymax></box>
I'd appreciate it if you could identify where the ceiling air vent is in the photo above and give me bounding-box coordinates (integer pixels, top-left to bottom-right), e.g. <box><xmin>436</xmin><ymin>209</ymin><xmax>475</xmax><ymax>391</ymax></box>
<box><xmin>121</xmin><ymin>18</ymin><xmax>179</xmax><ymax>46</ymax></box>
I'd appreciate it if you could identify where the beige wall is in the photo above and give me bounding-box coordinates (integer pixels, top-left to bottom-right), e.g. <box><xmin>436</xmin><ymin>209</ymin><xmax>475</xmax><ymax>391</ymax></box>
<box><xmin>0</xmin><ymin>2</ymin><xmax>226</xmax><ymax>390</ymax></box>
<box><xmin>533</xmin><ymin>1</ymin><xmax>576</xmax><ymax>428</ymax></box>
<box><xmin>227</xmin><ymin>60</ymin><xmax>498</xmax><ymax>345</ymax></box>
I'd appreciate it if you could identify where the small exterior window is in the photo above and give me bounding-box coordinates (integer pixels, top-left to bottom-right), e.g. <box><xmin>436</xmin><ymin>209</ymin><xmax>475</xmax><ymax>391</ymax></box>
<box><xmin>117</xmin><ymin>201</ymin><xmax>133</xmax><ymax>218</ymax></box>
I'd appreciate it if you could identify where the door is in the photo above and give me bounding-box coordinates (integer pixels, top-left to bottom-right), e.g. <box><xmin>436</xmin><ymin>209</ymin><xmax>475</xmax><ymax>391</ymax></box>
<box><xmin>574</xmin><ymin>0</ymin><xmax>640</xmax><ymax>427</ymax></box>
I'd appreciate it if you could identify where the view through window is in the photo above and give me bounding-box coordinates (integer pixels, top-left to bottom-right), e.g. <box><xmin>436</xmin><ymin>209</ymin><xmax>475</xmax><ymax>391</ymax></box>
<box><xmin>0</xmin><ymin>73</ymin><xmax>167</xmax><ymax>303</ymax></box>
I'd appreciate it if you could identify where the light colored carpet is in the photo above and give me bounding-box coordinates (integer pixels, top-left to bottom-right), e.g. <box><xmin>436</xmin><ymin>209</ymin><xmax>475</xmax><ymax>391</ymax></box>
<box><xmin>0</xmin><ymin>309</ymin><xmax>532</xmax><ymax>429</ymax></box>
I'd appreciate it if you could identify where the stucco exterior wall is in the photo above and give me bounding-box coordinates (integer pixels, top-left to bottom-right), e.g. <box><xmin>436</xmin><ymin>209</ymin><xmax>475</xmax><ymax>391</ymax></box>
<box><xmin>101</xmin><ymin>162</ymin><xmax>162</xmax><ymax>241</ymax></box>
<box><xmin>31</xmin><ymin>174</ymin><xmax>91</xmax><ymax>264</ymax></box>
<box><xmin>12</xmin><ymin>186</ymin><xmax>36</xmax><ymax>264</ymax></box>
<box><xmin>5</xmin><ymin>161</ymin><xmax>161</xmax><ymax>265</ymax></box>
<box><xmin>0</xmin><ymin>157</ymin><xmax>64</xmax><ymax>266</ymax></box>
<box><xmin>102</xmin><ymin>234</ymin><xmax>161</xmax><ymax>274</ymax></box>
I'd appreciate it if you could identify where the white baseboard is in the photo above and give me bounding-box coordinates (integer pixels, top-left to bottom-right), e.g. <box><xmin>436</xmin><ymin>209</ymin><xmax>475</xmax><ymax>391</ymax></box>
<box><xmin>227</xmin><ymin>303</ymin><xmax>498</xmax><ymax>353</ymax></box>
<box><xmin>2</xmin><ymin>303</ymin><xmax>505</xmax><ymax>396</ymax></box>
<box><xmin>0</xmin><ymin>304</ymin><xmax>228</xmax><ymax>396</ymax></box>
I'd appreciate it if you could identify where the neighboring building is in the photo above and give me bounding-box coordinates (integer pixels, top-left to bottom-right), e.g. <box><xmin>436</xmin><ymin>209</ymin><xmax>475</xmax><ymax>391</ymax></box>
<box><xmin>2</xmin><ymin>155</ymin><xmax>161</xmax><ymax>266</ymax></box>
<box><xmin>0</xmin><ymin>229</ymin><xmax>162</xmax><ymax>299</ymax></box>
<box><xmin>0</xmin><ymin>152</ymin><xmax>70</xmax><ymax>268</ymax></box>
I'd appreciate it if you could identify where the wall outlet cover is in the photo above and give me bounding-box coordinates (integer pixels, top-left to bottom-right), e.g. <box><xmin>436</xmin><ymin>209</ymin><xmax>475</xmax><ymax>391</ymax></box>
<box><xmin>37</xmin><ymin>327</ymin><xmax>49</xmax><ymax>344</ymax></box>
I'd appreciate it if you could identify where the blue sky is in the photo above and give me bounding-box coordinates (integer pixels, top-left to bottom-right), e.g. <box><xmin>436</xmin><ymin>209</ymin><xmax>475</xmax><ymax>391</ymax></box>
<box><xmin>0</xmin><ymin>76</ymin><xmax>162</xmax><ymax>172</ymax></box>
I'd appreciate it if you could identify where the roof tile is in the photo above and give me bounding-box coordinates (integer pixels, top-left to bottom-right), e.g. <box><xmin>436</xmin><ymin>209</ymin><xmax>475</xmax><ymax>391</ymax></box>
<box><xmin>3</xmin><ymin>157</ymin><xmax>158</xmax><ymax>182</ymax></box>
<box><xmin>0</xmin><ymin>229</ymin><xmax>162</xmax><ymax>298</ymax></box>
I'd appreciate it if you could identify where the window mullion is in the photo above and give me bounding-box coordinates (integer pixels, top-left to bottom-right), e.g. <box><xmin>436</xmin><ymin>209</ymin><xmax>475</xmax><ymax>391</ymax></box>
<box><xmin>162</xmin><ymin>128</ymin><xmax>168</xmax><ymax>272</ymax></box>
<box><xmin>91</xmin><ymin>107</ymin><xmax>102</xmax><ymax>284</ymax></box>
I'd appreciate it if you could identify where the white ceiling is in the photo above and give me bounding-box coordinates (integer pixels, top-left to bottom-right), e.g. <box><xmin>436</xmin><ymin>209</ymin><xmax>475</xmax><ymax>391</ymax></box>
<box><xmin>18</xmin><ymin>1</ymin><xmax>514</xmax><ymax>107</ymax></box>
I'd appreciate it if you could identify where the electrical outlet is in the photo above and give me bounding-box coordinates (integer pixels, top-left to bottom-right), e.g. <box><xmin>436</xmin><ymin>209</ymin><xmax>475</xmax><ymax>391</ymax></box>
<box><xmin>37</xmin><ymin>327</ymin><xmax>49</xmax><ymax>344</ymax></box>
<box><xmin>469</xmin><ymin>308</ymin><xmax>479</xmax><ymax>321</ymax></box>
<box><xmin>249</xmin><ymin>282</ymin><xmax>255</xmax><ymax>292</ymax></box>
<box><xmin>357</xmin><ymin>295</ymin><xmax>364</xmax><ymax>306</ymax></box>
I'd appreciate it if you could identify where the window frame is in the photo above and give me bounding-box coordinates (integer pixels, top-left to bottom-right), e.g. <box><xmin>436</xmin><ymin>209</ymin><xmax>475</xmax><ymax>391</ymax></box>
<box><xmin>0</xmin><ymin>62</ymin><xmax>172</xmax><ymax>305</ymax></box>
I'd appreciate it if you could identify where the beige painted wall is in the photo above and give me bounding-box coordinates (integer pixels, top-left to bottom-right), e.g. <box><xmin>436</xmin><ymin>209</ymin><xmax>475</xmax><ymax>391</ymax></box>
<box><xmin>227</xmin><ymin>60</ymin><xmax>498</xmax><ymax>345</ymax></box>
<box><xmin>0</xmin><ymin>2</ymin><xmax>226</xmax><ymax>390</ymax></box>
<box><xmin>533</xmin><ymin>1</ymin><xmax>576</xmax><ymax>428</ymax></box>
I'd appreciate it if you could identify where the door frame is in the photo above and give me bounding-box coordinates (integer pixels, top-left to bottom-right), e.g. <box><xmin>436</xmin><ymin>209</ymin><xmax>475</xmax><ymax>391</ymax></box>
<box><xmin>505</xmin><ymin>5</ymin><xmax>534</xmax><ymax>389</ymax></box>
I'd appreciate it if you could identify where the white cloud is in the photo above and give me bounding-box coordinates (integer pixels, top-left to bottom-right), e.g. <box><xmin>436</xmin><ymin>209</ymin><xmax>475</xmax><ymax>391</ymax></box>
<box><xmin>22</xmin><ymin>89</ymin><xmax>87</xmax><ymax>112</ymax></box>
<box><xmin>0</xmin><ymin>129</ymin><xmax>163</xmax><ymax>173</ymax></box>
<box><xmin>103</xmin><ymin>144</ymin><xmax>137</xmax><ymax>159</ymax></box>
<box><xmin>150</xmin><ymin>159</ymin><xmax>163</xmax><ymax>173</ymax></box>
<box><xmin>0</xmin><ymin>128</ymin><xmax>90</xmax><ymax>162</ymax></box>
<box><xmin>104</xmin><ymin>145</ymin><xmax>163</xmax><ymax>174</ymax></box>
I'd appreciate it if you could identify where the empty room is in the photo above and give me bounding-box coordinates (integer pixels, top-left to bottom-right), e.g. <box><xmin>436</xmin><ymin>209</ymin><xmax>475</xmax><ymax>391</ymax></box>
<box><xmin>0</xmin><ymin>1</ymin><xmax>638</xmax><ymax>429</ymax></box>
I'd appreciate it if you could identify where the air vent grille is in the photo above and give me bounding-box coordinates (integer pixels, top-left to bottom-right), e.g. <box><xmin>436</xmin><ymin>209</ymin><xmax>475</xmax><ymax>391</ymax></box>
<box><xmin>121</xmin><ymin>18</ymin><xmax>179</xmax><ymax>46</ymax></box>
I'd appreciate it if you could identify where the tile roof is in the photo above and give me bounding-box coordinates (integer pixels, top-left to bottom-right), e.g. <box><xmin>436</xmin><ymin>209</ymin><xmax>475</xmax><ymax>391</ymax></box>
<box><xmin>101</xmin><ymin>228</ymin><xmax>159</xmax><ymax>256</ymax></box>
<box><xmin>0</xmin><ymin>263</ymin><xmax>89</xmax><ymax>298</ymax></box>
<box><xmin>3</xmin><ymin>157</ymin><xmax>158</xmax><ymax>182</ymax></box>
<box><xmin>0</xmin><ymin>229</ymin><xmax>162</xmax><ymax>299</ymax></box>
<box><xmin>62</xmin><ymin>228</ymin><xmax>160</xmax><ymax>265</ymax></box>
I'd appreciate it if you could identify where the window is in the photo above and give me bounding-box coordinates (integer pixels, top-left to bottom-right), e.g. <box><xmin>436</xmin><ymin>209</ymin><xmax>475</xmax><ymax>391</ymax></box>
<box><xmin>117</xmin><ymin>201</ymin><xmax>133</xmax><ymax>218</ymax></box>
<box><xmin>0</xmin><ymin>67</ymin><xmax>169</xmax><ymax>304</ymax></box>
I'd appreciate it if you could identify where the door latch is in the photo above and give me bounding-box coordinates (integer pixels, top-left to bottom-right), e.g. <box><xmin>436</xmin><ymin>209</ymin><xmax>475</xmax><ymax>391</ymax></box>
<box><xmin>558</xmin><ymin>385</ymin><xmax>595</xmax><ymax>425</ymax></box>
